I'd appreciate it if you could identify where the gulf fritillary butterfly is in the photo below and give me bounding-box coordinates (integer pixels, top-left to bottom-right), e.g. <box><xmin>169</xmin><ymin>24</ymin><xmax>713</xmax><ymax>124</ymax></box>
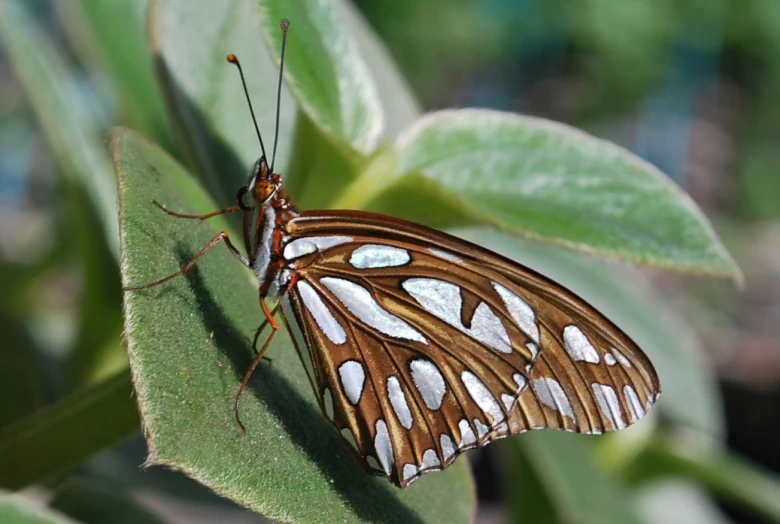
<box><xmin>125</xmin><ymin>19</ymin><xmax>661</xmax><ymax>488</ymax></box>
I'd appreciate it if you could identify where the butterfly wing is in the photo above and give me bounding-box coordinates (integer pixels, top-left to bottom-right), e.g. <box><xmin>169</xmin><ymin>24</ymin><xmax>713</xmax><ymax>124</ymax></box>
<box><xmin>278</xmin><ymin>210</ymin><xmax>660</xmax><ymax>487</ymax></box>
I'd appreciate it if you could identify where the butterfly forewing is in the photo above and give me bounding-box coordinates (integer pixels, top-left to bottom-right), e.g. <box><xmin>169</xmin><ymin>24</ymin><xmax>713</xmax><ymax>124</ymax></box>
<box><xmin>278</xmin><ymin>210</ymin><xmax>660</xmax><ymax>487</ymax></box>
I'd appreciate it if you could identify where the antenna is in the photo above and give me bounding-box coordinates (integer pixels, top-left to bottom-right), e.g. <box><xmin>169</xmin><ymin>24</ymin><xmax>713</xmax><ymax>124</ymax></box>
<box><xmin>270</xmin><ymin>19</ymin><xmax>290</xmax><ymax>173</ymax></box>
<box><xmin>227</xmin><ymin>53</ymin><xmax>268</xmax><ymax>163</ymax></box>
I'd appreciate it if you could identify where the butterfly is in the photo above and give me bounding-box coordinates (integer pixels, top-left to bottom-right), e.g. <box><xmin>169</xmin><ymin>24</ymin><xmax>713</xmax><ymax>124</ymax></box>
<box><xmin>125</xmin><ymin>19</ymin><xmax>660</xmax><ymax>488</ymax></box>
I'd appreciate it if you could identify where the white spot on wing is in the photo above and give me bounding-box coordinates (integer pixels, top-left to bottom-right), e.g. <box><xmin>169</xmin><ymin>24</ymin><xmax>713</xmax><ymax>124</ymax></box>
<box><xmin>321</xmin><ymin>277</ymin><xmax>427</xmax><ymax>342</ymax></box>
<box><xmin>429</xmin><ymin>248</ymin><xmax>463</xmax><ymax>263</ymax></box>
<box><xmin>563</xmin><ymin>325</ymin><xmax>600</xmax><ymax>363</ymax></box>
<box><xmin>592</xmin><ymin>383</ymin><xmax>626</xmax><ymax>430</ymax></box>
<box><xmin>605</xmin><ymin>353</ymin><xmax>617</xmax><ymax>366</ymax></box>
<box><xmin>339</xmin><ymin>361</ymin><xmax>365</xmax><ymax>405</ymax></box>
<box><xmin>297</xmin><ymin>280</ymin><xmax>346</xmax><ymax>344</ymax></box>
<box><xmin>350</xmin><ymin>244</ymin><xmax>410</xmax><ymax>268</ymax></box>
<box><xmin>492</xmin><ymin>282</ymin><xmax>540</xmax><ymax>343</ymax></box>
<box><xmin>440</xmin><ymin>434</ymin><xmax>456</xmax><ymax>461</ymax></box>
<box><xmin>458</xmin><ymin>419</ymin><xmax>476</xmax><ymax>448</ymax></box>
<box><xmin>421</xmin><ymin>449</ymin><xmax>441</xmax><ymax>470</ymax></box>
<box><xmin>410</xmin><ymin>359</ymin><xmax>446</xmax><ymax>410</ymax></box>
<box><xmin>623</xmin><ymin>385</ymin><xmax>645</xmax><ymax>422</ymax></box>
<box><xmin>403</xmin><ymin>278</ymin><xmax>511</xmax><ymax>353</ymax></box>
<box><xmin>501</xmin><ymin>394</ymin><xmax>515</xmax><ymax>410</ymax></box>
<box><xmin>461</xmin><ymin>371</ymin><xmax>505</xmax><ymax>424</ymax></box>
<box><xmin>374</xmin><ymin>419</ymin><xmax>394</xmax><ymax>475</ymax></box>
<box><xmin>387</xmin><ymin>376</ymin><xmax>413</xmax><ymax>429</ymax></box>
<box><xmin>403</xmin><ymin>464</ymin><xmax>418</xmax><ymax>481</ymax></box>
<box><xmin>532</xmin><ymin>378</ymin><xmax>576</xmax><ymax>422</ymax></box>
<box><xmin>283</xmin><ymin>235</ymin><xmax>353</xmax><ymax>260</ymax></box>
<box><xmin>513</xmin><ymin>373</ymin><xmax>527</xmax><ymax>390</ymax></box>
<box><xmin>612</xmin><ymin>348</ymin><xmax>632</xmax><ymax>367</ymax></box>
<box><xmin>474</xmin><ymin>419</ymin><xmax>490</xmax><ymax>439</ymax></box>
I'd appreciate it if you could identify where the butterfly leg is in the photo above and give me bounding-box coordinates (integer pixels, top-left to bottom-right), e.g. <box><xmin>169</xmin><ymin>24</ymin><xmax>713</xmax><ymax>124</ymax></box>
<box><xmin>234</xmin><ymin>299</ymin><xmax>279</xmax><ymax>434</ymax></box>
<box><xmin>251</xmin><ymin>319</ymin><xmax>275</xmax><ymax>364</ymax></box>
<box><xmin>150</xmin><ymin>200</ymin><xmax>242</xmax><ymax>221</ymax></box>
<box><xmin>124</xmin><ymin>231</ymin><xmax>249</xmax><ymax>291</ymax></box>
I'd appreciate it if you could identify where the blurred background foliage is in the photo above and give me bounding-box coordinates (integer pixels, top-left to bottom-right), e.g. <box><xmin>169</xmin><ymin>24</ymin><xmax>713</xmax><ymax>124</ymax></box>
<box><xmin>0</xmin><ymin>0</ymin><xmax>779</xmax><ymax>522</ymax></box>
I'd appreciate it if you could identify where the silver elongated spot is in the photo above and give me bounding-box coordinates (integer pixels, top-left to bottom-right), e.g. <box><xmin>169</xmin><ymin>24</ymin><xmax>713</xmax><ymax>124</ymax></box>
<box><xmin>421</xmin><ymin>449</ymin><xmax>441</xmax><ymax>470</ymax></box>
<box><xmin>403</xmin><ymin>278</ymin><xmax>512</xmax><ymax>354</ymax></box>
<box><xmin>492</xmin><ymin>282</ymin><xmax>540</xmax><ymax>343</ymax></box>
<box><xmin>440</xmin><ymin>434</ymin><xmax>456</xmax><ymax>461</ymax></box>
<box><xmin>461</xmin><ymin>370</ymin><xmax>505</xmax><ymax>424</ymax></box>
<box><xmin>320</xmin><ymin>277</ymin><xmax>427</xmax><ymax>343</ymax></box>
<box><xmin>428</xmin><ymin>248</ymin><xmax>463</xmax><ymax>263</ymax></box>
<box><xmin>563</xmin><ymin>325</ymin><xmax>600</xmax><ymax>364</ymax></box>
<box><xmin>501</xmin><ymin>394</ymin><xmax>515</xmax><ymax>410</ymax></box>
<box><xmin>350</xmin><ymin>244</ymin><xmax>410</xmax><ymax>269</ymax></box>
<box><xmin>592</xmin><ymin>383</ymin><xmax>626</xmax><ymax>430</ymax></box>
<box><xmin>605</xmin><ymin>353</ymin><xmax>617</xmax><ymax>366</ymax></box>
<box><xmin>409</xmin><ymin>359</ymin><xmax>446</xmax><ymax>410</ymax></box>
<box><xmin>403</xmin><ymin>464</ymin><xmax>418</xmax><ymax>481</ymax></box>
<box><xmin>297</xmin><ymin>280</ymin><xmax>347</xmax><ymax>345</ymax></box>
<box><xmin>374</xmin><ymin>419</ymin><xmax>394</xmax><ymax>475</ymax></box>
<box><xmin>323</xmin><ymin>388</ymin><xmax>334</xmax><ymax>420</ymax></box>
<box><xmin>612</xmin><ymin>348</ymin><xmax>632</xmax><ymax>367</ymax></box>
<box><xmin>339</xmin><ymin>361</ymin><xmax>366</xmax><ymax>405</ymax></box>
<box><xmin>513</xmin><ymin>373</ymin><xmax>527</xmax><ymax>390</ymax></box>
<box><xmin>387</xmin><ymin>376</ymin><xmax>413</xmax><ymax>429</ymax></box>
<box><xmin>623</xmin><ymin>385</ymin><xmax>645</xmax><ymax>422</ymax></box>
<box><xmin>458</xmin><ymin>419</ymin><xmax>476</xmax><ymax>448</ymax></box>
<box><xmin>474</xmin><ymin>419</ymin><xmax>490</xmax><ymax>439</ymax></box>
<box><xmin>283</xmin><ymin>235</ymin><xmax>353</xmax><ymax>260</ymax></box>
<box><xmin>533</xmin><ymin>378</ymin><xmax>576</xmax><ymax>422</ymax></box>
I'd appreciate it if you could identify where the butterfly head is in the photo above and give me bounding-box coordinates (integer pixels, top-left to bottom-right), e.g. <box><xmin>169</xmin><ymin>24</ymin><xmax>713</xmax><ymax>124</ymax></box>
<box><xmin>246</xmin><ymin>156</ymin><xmax>282</xmax><ymax>205</ymax></box>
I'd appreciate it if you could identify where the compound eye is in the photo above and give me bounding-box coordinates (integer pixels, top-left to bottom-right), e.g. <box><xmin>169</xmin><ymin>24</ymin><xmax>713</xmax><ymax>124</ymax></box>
<box><xmin>252</xmin><ymin>179</ymin><xmax>276</xmax><ymax>203</ymax></box>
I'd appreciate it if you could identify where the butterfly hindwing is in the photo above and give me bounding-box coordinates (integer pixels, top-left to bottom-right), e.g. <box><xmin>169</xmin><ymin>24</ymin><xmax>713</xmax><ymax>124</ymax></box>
<box><xmin>279</xmin><ymin>210</ymin><xmax>660</xmax><ymax>487</ymax></box>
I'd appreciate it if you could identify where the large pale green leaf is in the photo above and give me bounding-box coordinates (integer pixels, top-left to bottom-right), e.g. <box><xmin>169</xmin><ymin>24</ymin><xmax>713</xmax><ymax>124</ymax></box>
<box><xmin>337</xmin><ymin>0</ymin><xmax>421</xmax><ymax>141</ymax></box>
<box><xmin>367</xmin><ymin>109</ymin><xmax>740</xmax><ymax>279</ymax></box>
<box><xmin>0</xmin><ymin>0</ymin><xmax>118</xmax><ymax>255</ymax></box>
<box><xmin>114</xmin><ymin>127</ymin><xmax>474</xmax><ymax>523</ymax></box>
<box><xmin>454</xmin><ymin>228</ymin><xmax>724</xmax><ymax>438</ymax></box>
<box><xmin>56</xmin><ymin>0</ymin><xmax>174</xmax><ymax>150</ymax></box>
<box><xmin>0</xmin><ymin>370</ymin><xmax>138</xmax><ymax>490</ymax></box>
<box><xmin>518</xmin><ymin>432</ymin><xmax>646</xmax><ymax>524</ymax></box>
<box><xmin>629</xmin><ymin>437</ymin><xmax>780</xmax><ymax>522</ymax></box>
<box><xmin>255</xmin><ymin>0</ymin><xmax>384</xmax><ymax>156</ymax></box>
<box><xmin>149</xmin><ymin>0</ymin><xmax>297</xmax><ymax>203</ymax></box>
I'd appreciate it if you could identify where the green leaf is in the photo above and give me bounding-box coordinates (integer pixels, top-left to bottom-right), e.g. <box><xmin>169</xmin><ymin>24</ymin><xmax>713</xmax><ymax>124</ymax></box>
<box><xmin>114</xmin><ymin>127</ymin><xmax>475</xmax><ymax>523</ymax></box>
<box><xmin>630</xmin><ymin>437</ymin><xmax>780</xmax><ymax>522</ymax></box>
<box><xmin>337</xmin><ymin>0</ymin><xmax>421</xmax><ymax>140</ymax></box>
<box><xmin>0</xmin><ymin>495</ymin><xmax>75</xmax><ymax>524</ymax></box>
<box><xmin>0</xmin><ymin>370</ymin><xmax>139</xmax><ymax>490</ymax></box>
<box><xmin>0</xmin><ymin>0</ymin><xmax>118</xmax><ymax>255</ymax></box>
<box><xmin>56</xmin><ymin>0</ymin><xmax>175</xmax><ymax>151</ymax></box>
<box><xmin>375</xmin><ymin>109</ymin><xmax>740</xmax><ymax>280</ymax></box>
<box><xmin>50</xmin><ymin>479</ymin><xmax>167</xmax><ymax>524</ymax></box>
<box><xmin>255</xmin><ymin>0</ymin><xmax>384</xmax><ymax>156</ymax></box>
<box><xmin>0</xmin><ymin>311</ymin><xmax>44</xmax><ymax>429</ymax></box>
<box><xmin>149</xmin><ymin>0</ymin><xmax>297</xmax><ymax>203</ymax></box>
<box><xmin>453</xmin><ymin>228</ymin><xmax>723</xmax><ymax>438</ymax></box>
<box><xmin>519</xmin><ymin>432</ymin><xmax>645</xmax><ymax>524</ymax></box>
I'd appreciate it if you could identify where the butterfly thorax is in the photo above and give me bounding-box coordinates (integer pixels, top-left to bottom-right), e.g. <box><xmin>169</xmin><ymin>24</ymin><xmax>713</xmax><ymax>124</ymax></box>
<box><xmin>245</xmin><ymin>158</ymin><xmax>299</xmax><ymax>300</ymax></box>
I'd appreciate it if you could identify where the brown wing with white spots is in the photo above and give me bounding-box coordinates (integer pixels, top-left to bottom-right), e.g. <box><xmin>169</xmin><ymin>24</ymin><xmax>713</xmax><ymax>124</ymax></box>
<box><xmin>279</xmin><ymin>210</ymin><xmax>660</xmax><ymax>487</ymax></box>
